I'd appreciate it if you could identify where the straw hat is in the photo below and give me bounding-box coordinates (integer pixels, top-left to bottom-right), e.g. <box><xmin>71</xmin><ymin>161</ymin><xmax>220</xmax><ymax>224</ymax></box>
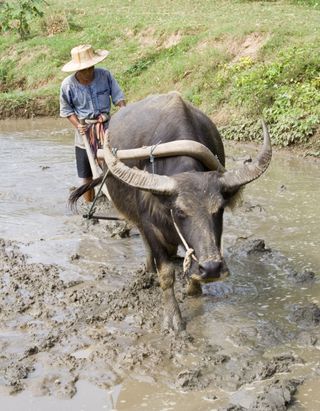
<box><xmin>61</xmin><ymin>44</ymin><xmax>109</xmax><ymax>72</ymax></box>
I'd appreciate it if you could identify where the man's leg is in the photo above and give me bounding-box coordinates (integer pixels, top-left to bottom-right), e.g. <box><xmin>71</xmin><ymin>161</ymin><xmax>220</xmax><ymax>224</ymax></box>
<box><xmin>82</xmin><ymin>177</ymin><xmax>95</xmax><ymax>202</ymax></box>
<box><xmin>75</xmin><ymin>146</ymin><xmax>95</xmax><ymax>203</ymax></box>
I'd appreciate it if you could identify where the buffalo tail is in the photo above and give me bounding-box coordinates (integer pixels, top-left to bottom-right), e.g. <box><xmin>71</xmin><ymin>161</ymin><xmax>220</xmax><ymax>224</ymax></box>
<box><xmin>68</xmin><ymin>176</ymin><xmax>104</xmax><ymax>211</ymax></box>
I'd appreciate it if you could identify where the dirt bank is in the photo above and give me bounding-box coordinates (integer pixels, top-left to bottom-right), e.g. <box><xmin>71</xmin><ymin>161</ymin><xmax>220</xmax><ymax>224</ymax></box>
<box><xmin>0</xmin><ymin>97</ymin><xmax>59</xmax><ymax>121</ymax></box>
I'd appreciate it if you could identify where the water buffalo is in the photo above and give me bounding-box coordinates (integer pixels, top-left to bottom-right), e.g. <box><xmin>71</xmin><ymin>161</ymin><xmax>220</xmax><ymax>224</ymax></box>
<box><xmin>70</xmin><ymin>92</ymin><xmax>272</xmax><ymax>332</ymax></box>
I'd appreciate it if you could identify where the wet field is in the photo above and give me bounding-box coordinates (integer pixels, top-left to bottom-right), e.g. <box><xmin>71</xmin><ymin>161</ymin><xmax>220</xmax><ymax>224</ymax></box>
<box><xmin>0</xmin><ymin>118</ymin><xmax>319</xmax><ymax>410</ymax></box>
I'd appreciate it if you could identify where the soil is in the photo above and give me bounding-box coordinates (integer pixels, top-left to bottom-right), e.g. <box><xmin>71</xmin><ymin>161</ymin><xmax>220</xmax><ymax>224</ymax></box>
<box><xmin>1</xmin><ymin>229</ymin><xmax>319</xmax><ymax>409</ymax></box>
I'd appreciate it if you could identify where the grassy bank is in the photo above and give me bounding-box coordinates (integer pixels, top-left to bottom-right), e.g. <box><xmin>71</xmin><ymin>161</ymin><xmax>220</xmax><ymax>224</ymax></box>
<box><xmin>0</xmin><ymin>0</ymin><xmax>319</xmax><ymax>153</ymax></box>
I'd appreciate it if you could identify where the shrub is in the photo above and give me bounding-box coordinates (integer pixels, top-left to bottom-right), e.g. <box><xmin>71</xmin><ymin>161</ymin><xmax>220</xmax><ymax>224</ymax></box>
<box><xmin>0</xmin><ymin>0</ymin><xmax>47</xmax><ymax>39</ymax></box>
<box><xmin>218</xmin><ymin>46</ymin><xmax>320</xmax><ymax>146</ymax></box>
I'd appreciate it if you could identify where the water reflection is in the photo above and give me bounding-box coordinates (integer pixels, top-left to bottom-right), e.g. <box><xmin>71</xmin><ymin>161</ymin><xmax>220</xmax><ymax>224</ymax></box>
<box><xmin>0</xmin><ymin>118</ymin><xmax>144</xmax><ymax>279</ymax></box>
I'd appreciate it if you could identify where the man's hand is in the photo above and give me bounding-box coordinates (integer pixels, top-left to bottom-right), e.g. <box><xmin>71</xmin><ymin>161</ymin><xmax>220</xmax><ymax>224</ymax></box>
<box><xmin>67</xmin><ymin>114</ymin><xmax>88</xmax><ymax>134</ymax></box>
<box><xmin>116</xmin><ymin>100</ymin><xmax>126</xmax><ymax>108</ymax></box>
<box><xmin>97</xmin><ymin>113</ymin><xmax>109</xmax><ymax>123</ymax></box>
<box><xmin>77</xmin><ymin>123</ymin><xmax>88</xmax><ymax>135</ymax></box>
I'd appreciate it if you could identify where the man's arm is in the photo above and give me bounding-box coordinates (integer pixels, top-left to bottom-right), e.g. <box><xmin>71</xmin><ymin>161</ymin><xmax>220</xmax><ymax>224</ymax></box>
<box><xmin>60</xmin><ymin>81</ymin><xmax>87</xmax><ymax>135</ymax></box>
<box><xmin>67</xmin><ymin>114</ymin><xmax>87</xmax><ymax>135</ymax></box>
<box><xmin>107</xmin><ymin>70</ymin><xmax>126</xmax><ymax>108</ymax></box>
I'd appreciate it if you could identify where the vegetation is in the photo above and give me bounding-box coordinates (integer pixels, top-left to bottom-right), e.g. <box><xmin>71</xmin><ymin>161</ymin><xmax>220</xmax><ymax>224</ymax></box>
<box><xmin>0</xmin><ymin>0</ymin><xmax>319</xmax><ymax>152</ymax></box>
<box><xmin>0</xmin><ymin>0</ymin><xmax>47</xmax><ymax>39</ymax></box>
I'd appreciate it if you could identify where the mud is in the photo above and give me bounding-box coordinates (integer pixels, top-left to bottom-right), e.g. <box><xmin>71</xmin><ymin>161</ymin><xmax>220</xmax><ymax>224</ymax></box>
<box><xmin>1</xmin><ymin>233</ymin><xmax>319</xmax><ymax>410</ymax></box>
<box><xmin>0</xmin><ymin>118</ymin><xmax>320</xmax><ymax>410</ymax></box>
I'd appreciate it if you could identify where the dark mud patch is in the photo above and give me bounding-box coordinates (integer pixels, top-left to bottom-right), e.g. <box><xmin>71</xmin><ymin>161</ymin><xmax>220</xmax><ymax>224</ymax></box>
<box><xmin>1</xmin><ymin>236</ymin><xmax>320</xmax><ymax>409</ymax></box>
<box><xmin>257</xmin><ymin>354</ymin><xmax>303</xmax><ymax>380</ymax></box>
<box><xmin>248</xmin><ymin>378</ymin><xmax>303</xmax><ymax>411</ymax></box>
<box><xmin>286</xmin><ymin>269</ymin><xmax>315</xmax><ymax>284</ymax></box>
<box><xmin>233</xmin><ymin>238</ymin><xmax>272</xmax><ymax>256</ymax></box>
<box><xmin>220</xmin><ymin>378</ymin><xmax>302</xmax><ymax>410</ymax></box>
<box><xmin>288</xmin><ymin>303</ymin><xmax>320</xmax><ymax>328</ymax></box>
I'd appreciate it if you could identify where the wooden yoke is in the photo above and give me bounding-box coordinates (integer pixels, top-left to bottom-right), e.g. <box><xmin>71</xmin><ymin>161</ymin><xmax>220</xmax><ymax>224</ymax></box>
<box><xmin>80</xmin><ymin>120</ymin><xmax>111</xmax><ymax>200</ymax></box>
<box><xmin>96</xmin><ymin>140</ymin><xmax>225</xmax><ymax>172</ymax></box>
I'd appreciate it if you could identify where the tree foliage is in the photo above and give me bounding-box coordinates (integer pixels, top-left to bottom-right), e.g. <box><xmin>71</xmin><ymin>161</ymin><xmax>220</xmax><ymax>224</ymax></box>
<box><xmin>0</xmin><ymin>0</ymin><xmax>47</xmax><ymax>39</ymax></box>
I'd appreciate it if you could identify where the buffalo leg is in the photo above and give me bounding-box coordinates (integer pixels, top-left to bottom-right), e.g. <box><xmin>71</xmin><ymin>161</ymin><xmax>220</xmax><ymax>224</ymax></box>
<box><xmin>186</xmin><ymin>261</ymin><xmax>202</xmax><ymax>296</ymax></box>
<box><xmin>141</xmin><ymin>225</ymin><xmax>185</xmax><ymax>332</ymax></box>
<box><xmin>140</xmin><ymin>232</ymin><xmax>156</xmax><ymax>273</ymax></box>
<box><xmin>157</xmin><ymin>261</ymin><xmax>185</xmax><ymax>332</ymax></box>
<box><xmin>186</xmin><ymin>277</ymin><xmax>202</xmax><ymax>296</ymax></box>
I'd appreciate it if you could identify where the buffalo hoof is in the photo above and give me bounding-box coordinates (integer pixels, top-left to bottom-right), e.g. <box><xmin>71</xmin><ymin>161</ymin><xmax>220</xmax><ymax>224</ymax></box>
<box><xmin>186</xmin><ymin>278</ymin><xmax>202</xmax><ymax>296</ymax></box>
<box><xmin>163</xmin><ymin>307</ymin><xmax>186</xmax><ymax>333</ymax></box>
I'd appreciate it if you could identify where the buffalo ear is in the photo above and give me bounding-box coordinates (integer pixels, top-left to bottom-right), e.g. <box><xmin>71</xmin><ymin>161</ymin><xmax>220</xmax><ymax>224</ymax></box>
<box><xmin>222</xmin><ymin>186</ymin><xmax>244</xmax><ymax>210</ymax></box>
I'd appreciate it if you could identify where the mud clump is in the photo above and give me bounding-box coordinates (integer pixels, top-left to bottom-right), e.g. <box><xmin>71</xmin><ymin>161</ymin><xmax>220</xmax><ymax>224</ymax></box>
<box><xmin>2</xmin><ymin>363</ymin><xmax>34</xmax><ymax>393</ymax></box>
<box><xmin>105</xmin><ymin>220</ymin><xmax>131</xmax><ymax>238</ymax></box>
<box><xmin>288</xmin><ymin>303</ymin><xmax>320</xmax><ymax>327</ymax></box>
<box><xmin>296</xmin><ymin>331</ymin><xmax>318</xmax><ymax>346</ymax></box>
<box><xmin>248</xmin><ymin>378</ymin><xmax>302</xmax><ymax>411</ymax></box>
<box><xmin>33</xmin><ymin>375</ymin><xmax>79</xmax><ymax>399</ymax></box>
<box><xmin>221</xmin><ymin>378</ymin><xmax>303</xmax><ymax>411</ymax></box>
<box><xmin>0</xmin><ymin>239</ymin><xmax>64</xmax><ymax>319</ymax></box>
<box><xmin>257</xmin><ymin>354</ymin><xmax>302</xmax><ymax>380</ymax></box>
<box><xmin>286</xmin><ymin>269</ymin><xmax>315</xmax><ymax>284</ymax></box>
<box><xmin>232</xmin><ymin>238</ymin><xmax>271</xmax><ymax>256</ymax></box>
<box><xmin>176</xmin><ymin>368</ymin><xmax>208</xmax><ymax>390</ymax></box>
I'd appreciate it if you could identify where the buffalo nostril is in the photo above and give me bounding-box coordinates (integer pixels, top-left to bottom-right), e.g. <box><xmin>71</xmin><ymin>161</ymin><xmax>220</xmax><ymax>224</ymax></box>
<box><xmin>199</xmin><ymin>261</ymin><xmax>222</xmax><ymax>280</ymax></box>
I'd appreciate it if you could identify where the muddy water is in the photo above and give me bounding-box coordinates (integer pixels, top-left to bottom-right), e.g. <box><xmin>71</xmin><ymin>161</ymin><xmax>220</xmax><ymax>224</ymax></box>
<box><xmin>0</xmin><ymin>118</ymin><xmax>319</xmax><ymax>411</ymax></box>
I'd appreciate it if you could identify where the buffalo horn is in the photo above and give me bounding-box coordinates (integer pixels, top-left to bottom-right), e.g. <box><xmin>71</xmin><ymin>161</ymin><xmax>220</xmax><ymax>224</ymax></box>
<box><xmin>103</xmin><ymin>132</ymin><xmax>178</xmax><ymax>195</ymax></box>
<box><xmin>220</xmin><ymin>120</ymin><xmax>272</xmax><ymax>189</ymax></box>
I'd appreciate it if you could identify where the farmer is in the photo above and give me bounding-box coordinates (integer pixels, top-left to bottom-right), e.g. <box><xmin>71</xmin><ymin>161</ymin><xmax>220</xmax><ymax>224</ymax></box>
<box><xmin>60</xmin><ymin>44</ymin><xmax>126</xmax><ymax>202</ymax></box>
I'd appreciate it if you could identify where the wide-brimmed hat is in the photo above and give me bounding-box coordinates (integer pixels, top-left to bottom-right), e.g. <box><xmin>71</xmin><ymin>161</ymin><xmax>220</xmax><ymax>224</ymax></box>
<box><xmin>61</xmin><ymin>44</ymin><xmax>109</xmax><ymax>72</ymax></box>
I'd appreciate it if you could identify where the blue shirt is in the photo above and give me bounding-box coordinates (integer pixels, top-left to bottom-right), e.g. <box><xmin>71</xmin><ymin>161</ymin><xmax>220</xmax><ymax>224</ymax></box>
<box><xmin>60</xmin><ymin>68</ymin><xmax>125</xmax><ymax>147</ymax></box>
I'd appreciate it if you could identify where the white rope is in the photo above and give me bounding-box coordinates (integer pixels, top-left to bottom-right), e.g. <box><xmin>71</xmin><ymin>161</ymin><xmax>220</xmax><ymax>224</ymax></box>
<box><xmin>183</xmin><ymin>248</ymin><xmax>195</xmax><ymax>273</ymax></box>
<box><xmin>170</xmin><ymin>209</ymin><xmax>198</xmax><ymax>274</ymax></box>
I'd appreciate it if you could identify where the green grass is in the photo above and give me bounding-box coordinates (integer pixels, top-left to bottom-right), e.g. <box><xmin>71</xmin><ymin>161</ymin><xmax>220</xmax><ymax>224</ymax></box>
<box><xmin>0</xmin><ymin>0</ymin><xmax>319</xmax><ymax>149</ymax></box>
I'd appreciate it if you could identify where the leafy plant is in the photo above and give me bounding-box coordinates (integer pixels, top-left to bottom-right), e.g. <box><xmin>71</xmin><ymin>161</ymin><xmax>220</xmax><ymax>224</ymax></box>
<box><xmin>0</xmin><ymin>0</ymin><xmax>47</xmax><ymax>39</ymax></box>
<box><xmin>216</xmin><ymin>46</ymin><xmax>320</xmax><ymax>146</ymax></box>
<box><xmin>184</xmin><ymin>87</ymin><xmax>203</xmax><ymax>106</ymax></box>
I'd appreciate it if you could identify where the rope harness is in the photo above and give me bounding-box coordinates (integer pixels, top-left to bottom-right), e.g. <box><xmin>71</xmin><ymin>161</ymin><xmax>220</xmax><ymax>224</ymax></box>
<box><xmin>149</xmin><ymin>140</ymin><xmax>162</xmax><ymax>175</ymax></box>
<box><xmin>170</xmin><ymin>209</ymin><xmax>198</xmax><ymax>275</ymax></box>
<box><xmin>82</xmin><ymin>114</ymin><xmax>109</xmax><ymax>158</ymax></box>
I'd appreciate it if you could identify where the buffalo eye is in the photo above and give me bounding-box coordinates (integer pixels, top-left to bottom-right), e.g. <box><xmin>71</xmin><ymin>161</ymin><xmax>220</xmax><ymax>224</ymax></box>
<box><xmin>175</xmin><ymin>208</ymin><xmax>187</xmax><ymax>219</ymax></box>
<box><xmin>220</xmin><ymin>199</ymin><xmax>227</xmax><ymax>209</ymax></box>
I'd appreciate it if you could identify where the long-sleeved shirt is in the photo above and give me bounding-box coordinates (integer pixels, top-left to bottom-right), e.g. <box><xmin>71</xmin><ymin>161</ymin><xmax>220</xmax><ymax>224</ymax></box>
<box><xmin>60</xmin><ymin>68</ymin><xmax>125</xmax><ymax>147</ymax></box>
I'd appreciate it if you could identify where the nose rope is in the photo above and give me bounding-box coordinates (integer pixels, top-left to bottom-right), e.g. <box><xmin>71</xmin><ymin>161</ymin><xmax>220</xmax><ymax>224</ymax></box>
<box><xmin>170</xmin><ymin>209</ymin><xmax>198</xmax><ymax>274</ymax></box>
